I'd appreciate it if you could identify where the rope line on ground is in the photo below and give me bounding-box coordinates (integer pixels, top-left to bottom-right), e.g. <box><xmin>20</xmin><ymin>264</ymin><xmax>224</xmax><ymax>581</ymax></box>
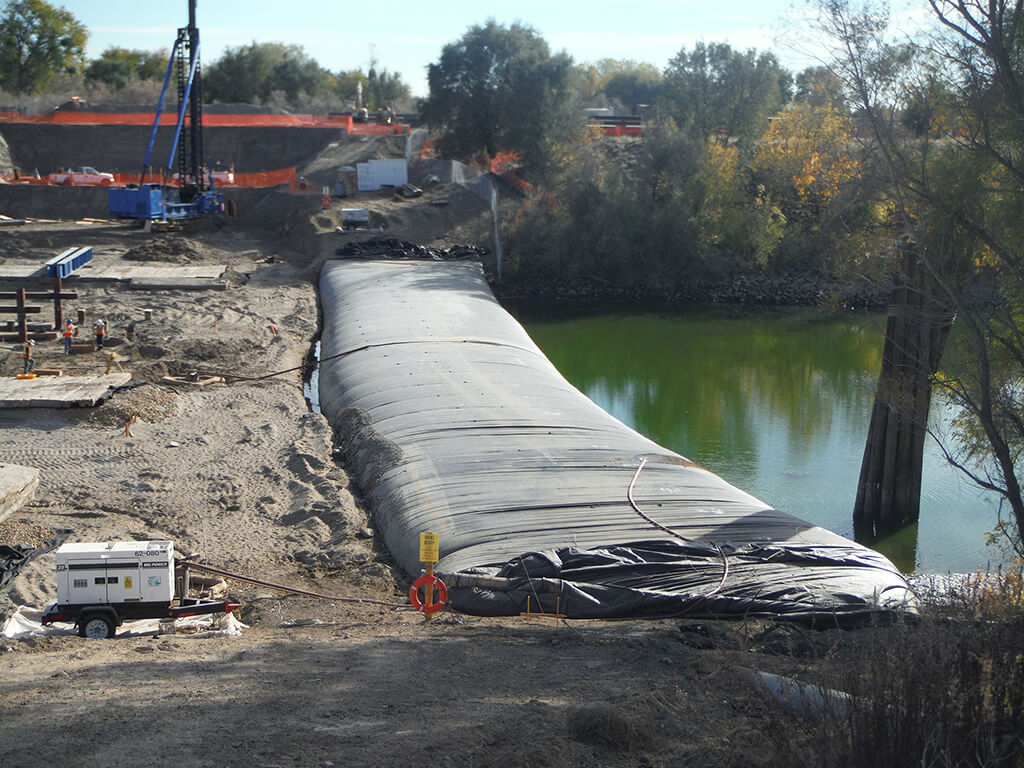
<box><xmin>179</xmin><ymin>559</ymin><xmax>411</xmax><ymax>610</ymax></box>
<box><xmin>193</xmin><ymin>338</ymin><xmax>543</xmax><ymax>382</ymax></box>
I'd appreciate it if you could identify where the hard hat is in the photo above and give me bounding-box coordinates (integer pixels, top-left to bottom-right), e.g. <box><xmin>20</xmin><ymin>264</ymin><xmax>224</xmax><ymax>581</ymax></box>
<box><xmin>27</xmin><ymin>339</ymin><xmax>35</xmax><ymax>345</ymax></box>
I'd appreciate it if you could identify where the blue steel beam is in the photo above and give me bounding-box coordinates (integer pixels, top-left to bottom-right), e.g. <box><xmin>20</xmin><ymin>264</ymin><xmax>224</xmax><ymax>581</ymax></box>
<box><xmin>139</xmin><ymin>31</ymin><xmax>184</xmax><ymax>185</ymax></box>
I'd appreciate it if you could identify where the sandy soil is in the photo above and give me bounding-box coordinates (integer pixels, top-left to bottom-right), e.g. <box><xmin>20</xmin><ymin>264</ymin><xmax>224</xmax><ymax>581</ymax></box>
<box><xmin>0</xmin><ymin>174</ymin><xmax>842</xmax><ymax>768</ymax></box>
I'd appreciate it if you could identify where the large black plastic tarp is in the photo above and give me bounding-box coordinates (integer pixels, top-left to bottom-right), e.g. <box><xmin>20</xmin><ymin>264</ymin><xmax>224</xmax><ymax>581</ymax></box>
<box><xmin>0</xmin><ymin>535</ymin><xmax>67</xmax><ymax>594</ymax></box>
<box><xmin>318</xmin><ymin>259</ymin><xmax>914</xmax><ymax>623</ymax></box>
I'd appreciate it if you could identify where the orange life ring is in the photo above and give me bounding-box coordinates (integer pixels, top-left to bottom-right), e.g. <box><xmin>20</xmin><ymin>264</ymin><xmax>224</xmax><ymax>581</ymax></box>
<box><xmin>321</xmin><ymin>195</ymin><xmax>332</xmax><ymax>208</ymax></box>
<box><xmin>409</xmin><ymin>574</ymin><xmax>449</xmax><ymax>614</ymax></box>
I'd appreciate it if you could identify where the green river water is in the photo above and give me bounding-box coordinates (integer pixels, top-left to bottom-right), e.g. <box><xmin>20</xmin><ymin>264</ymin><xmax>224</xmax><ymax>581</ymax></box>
<box><xmin>515</xmin><ymin>306</ymin><xmax>1006</xmax><ymax>575</ymax></box>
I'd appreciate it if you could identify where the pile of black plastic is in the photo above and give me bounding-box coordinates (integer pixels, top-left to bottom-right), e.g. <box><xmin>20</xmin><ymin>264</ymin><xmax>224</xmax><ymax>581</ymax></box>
<box><xmin>0</xmin><ymin>534</ymin><xmax>67</xmax><ymax>594</ymax></box>
<box><xmin>335</xmin><ymin>238</ymin><xmax>488</xmax><ymax>261</ymax></box>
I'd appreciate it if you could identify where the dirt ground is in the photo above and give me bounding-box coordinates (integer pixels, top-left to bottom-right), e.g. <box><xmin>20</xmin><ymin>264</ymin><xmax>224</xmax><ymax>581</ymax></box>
<box><xmin>0</xmin><ymin>164</ymin><xmax>858</xmax><ymax>767</ymax></box>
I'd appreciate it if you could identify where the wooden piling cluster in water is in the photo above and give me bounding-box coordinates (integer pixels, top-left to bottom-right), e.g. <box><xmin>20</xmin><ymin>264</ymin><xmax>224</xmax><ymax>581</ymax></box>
<box><xmin>854</xmin><ymin>248</ymin><xmax>953</xmax><ymax>538</ymax></box>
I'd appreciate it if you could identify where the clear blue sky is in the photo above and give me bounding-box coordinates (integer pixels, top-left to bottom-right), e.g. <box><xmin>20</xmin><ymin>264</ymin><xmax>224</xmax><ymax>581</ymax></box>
<box><xmin>55</xmin><ymin>0</ymin><xmax>925</xmax><ymax>97</ymax></box>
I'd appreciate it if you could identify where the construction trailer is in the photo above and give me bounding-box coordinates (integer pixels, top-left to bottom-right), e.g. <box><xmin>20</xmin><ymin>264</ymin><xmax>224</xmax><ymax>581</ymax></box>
<box><xmin>356</xmin><ymin>159</ymin><xmax>408</xmax><ymax>192</ymax></box>
<box><xmin>107</xmin><ymin>0</ymin><xmax>223</xmax><ymax>221</ymax></box>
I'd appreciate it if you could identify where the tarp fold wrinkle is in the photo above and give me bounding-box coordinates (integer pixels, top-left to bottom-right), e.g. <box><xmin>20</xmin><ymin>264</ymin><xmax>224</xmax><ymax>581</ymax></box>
<box><xmin>318</xmin><ymin>258</ymin><xmax>915</xmax><ymax>624</ymax></box>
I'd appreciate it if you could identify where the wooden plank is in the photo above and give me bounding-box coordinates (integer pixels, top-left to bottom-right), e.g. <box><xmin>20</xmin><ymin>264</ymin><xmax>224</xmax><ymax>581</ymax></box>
<box><xmin>0</xmin><ymin>463</ymin><xmax>39</xmax><ymax>524</ymax></box>
<box><xmin>0</xmin><ymin>333</ymin><xmax>58</xmax><ymax>342</ymax></box>
<box><xmin>0</xmin><ymin>293</ymin><xmax>76</xmax><ymax>300</ymax></box>
<box><xmin>79</xmin><ymin>264</ymin><xmax>225</xmax><ymax>281</ymax></box>
<box><xmin>161</xmin><ymin>374</ymin><xmax>224</xmax><ymax>387</ymax></box>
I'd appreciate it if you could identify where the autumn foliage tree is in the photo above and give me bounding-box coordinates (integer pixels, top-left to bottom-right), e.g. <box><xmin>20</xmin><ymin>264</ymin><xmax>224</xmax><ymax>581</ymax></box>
<box><xmin>694</xmin><ymin>137</ymin><xmax>786</xmax><ymax>269</ymax></box>
<box><xmin>750</xmin><ymin>99</ymin><xmax>868</xmax><ymax>267</ymax></box>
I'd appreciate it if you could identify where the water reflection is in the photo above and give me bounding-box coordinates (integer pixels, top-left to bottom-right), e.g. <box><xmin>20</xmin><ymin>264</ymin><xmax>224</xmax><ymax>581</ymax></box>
<box><xmin>518</xmin><ymin>307</ymin><xmax>1003</xmax><ymax>574</ymax></box>
<box><xmin>868</xmin><ymin>523</ymin><xmax>920</xmax><ymax>574</ymax></box>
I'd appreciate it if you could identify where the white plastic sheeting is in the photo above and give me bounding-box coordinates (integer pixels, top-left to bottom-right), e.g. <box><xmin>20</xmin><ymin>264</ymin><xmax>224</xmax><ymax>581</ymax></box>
<box><xmin>2</xmin><ymin>605</ymin><xmax>247</xmax><ymax>638</ymax></box>
<box><xmin>318</xmin><ymin>258</ymin><xmax>914</xmax><ymax>622</ymax></box>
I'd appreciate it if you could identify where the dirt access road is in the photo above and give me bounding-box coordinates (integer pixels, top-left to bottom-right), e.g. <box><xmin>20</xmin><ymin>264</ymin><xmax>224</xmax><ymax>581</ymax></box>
<box><xmin>0</xmin><ymin>179</ymin><xmax>836</xmax><ymax>768</ymax></box>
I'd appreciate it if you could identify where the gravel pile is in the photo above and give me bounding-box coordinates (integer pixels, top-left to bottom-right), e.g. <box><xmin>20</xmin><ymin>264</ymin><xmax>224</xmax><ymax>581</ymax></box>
<box><xmin>122</xmin><ymin>236</ymin><xmax>203</xmax><ymax>263</ymax></box>
<box><xmin>496</xmin><ymin>270</ymin><xmax>891</xmax><ymax>311</ymax></box>
<box><xmin>86</xmin><ymin>383</ymin><xmax>180</xmax><ymax>427</ymax></box>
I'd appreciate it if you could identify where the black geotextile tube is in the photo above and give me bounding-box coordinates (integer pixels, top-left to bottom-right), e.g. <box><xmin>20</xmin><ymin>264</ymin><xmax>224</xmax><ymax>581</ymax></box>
<box><xmin>317</xmin><ymin>257</ymin><xmax>915</xmax><ymax>623</ymax></box>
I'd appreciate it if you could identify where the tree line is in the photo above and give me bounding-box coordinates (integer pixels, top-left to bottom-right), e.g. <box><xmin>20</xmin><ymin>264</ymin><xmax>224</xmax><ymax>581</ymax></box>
<box><xmin>418</xmin><ymin>20</ymin><xmax>866</xmax><ymax>282</ymax></box>
<box><xmin>0</xmin><ymin>0</ymin><xmax>410</xmax><ymax>110</ymax></box>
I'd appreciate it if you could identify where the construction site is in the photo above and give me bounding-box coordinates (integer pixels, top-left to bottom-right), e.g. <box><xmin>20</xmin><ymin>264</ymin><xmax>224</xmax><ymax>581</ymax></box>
<box><xmin>0</xmin><ymin>8</ymin><xmax>926</xmax><ymax>763</ymax></box>
<box><xmin>0</xmin><ymin>118</ymin><xmax>931</xmax><ymax>768</ymax></box>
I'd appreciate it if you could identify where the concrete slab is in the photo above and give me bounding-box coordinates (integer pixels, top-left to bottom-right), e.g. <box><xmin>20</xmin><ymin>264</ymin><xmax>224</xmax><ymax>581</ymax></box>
<box><xmin>0</xmin><ymin>372</ymin><xmax>131</xmax><ymax>408</ymax></box>
<box><xmin>0</xmin><ymin>463</ymin><xmax>39</xmax><ymax>524</ymax></box>
<box><xmin>0</xmin><ymin>262</ymin><xmax>46</xmax><ymax>281</ymax></box>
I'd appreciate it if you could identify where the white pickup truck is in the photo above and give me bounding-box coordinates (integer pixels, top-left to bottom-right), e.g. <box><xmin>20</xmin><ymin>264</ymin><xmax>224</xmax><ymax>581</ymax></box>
<box><xmin>49</xmin><ymin>166</ymin><xmax>116</xmax><ymax>186</ymax></box>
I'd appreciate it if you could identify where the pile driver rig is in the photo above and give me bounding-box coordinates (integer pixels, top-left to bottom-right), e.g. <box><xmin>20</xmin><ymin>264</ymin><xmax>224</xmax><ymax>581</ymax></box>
<box><xmin>108</xmin><ymin>0</ymin><xmax>224</xmax><ymax>221</ymax></box>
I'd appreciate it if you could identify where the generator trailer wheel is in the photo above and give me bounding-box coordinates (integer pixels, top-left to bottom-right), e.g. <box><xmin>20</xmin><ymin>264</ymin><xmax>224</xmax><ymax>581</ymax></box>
<box><xmin>79</xmin><ymin>614</ymin><xmax>115</xmax><ymax>639</ymax></box>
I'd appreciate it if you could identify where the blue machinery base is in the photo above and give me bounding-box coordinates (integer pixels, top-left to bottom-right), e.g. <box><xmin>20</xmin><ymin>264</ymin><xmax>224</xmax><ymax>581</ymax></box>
<box><xmin>109</xmin><ymin>184</ymin><xmax>223</xmax><ymax>221</ymax></box>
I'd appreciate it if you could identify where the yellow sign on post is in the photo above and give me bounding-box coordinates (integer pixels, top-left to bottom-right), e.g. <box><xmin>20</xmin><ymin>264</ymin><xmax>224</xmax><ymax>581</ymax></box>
<box><xmin>419</xmin><ymin>531</ymin><xmax>439</xmax><ymax>564</ymax></box>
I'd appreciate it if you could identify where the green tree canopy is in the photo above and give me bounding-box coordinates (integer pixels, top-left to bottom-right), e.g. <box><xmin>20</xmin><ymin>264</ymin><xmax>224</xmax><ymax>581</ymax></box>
<box><xmin>659</xmin><ymin>42</ymin><xmax>791</xmax><ymax>145</ymax></box>
<box><xmin>582</xmin><ymin>59</ymin><xmax>663</xmax><ymax>111</ymax></box>
<box><xmin>85</xmin><ymin>46</ymin><xmax>167</xmax><ymax>89</ymax></box>
<box><xmin>364</xmin><ymin>62</ymin><xmax>410</xmax><ymax>110</ymax></box>
<box><xmin>794</xmin><ymin>65</ymin><xmax>847</xmax><ymax>107</ymax></box>
<box><xmin>204</xmin><ymin>41</ymin><xmax>333</xmax><ymax>104</ymax></box>
<box><xmin>421</xmin><ymin>20</ymin><xmax>583</xmax><ymax>167</ymax></box>
<box><xmin>0</xmin><ymin>0</ymin><xmax>86</xmax><ymax>93</ymax></box>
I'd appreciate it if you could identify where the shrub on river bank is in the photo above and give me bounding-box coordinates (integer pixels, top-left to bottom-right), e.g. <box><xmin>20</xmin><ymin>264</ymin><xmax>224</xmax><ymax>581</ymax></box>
<box><xmin>763</xmin><ymin>566</ymin><xmax>1024</xmax><ymax>767</ymax></box>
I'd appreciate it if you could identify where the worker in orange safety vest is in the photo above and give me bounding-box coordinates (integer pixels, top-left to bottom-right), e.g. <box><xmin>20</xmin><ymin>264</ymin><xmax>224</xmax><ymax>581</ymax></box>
<box><xmin>22</xmin><ymin>339</ymin><xmax>35</xmax><ymax>373</ymax></box>
<box><xmin>62</xmin><ymin>319</ymin><xmax>75</xmax><ymax>354</ymax></box>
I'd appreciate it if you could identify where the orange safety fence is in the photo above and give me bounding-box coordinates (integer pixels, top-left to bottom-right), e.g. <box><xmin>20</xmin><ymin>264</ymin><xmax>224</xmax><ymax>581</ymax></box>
<box><xmin>497</xmin><ymin>170</ymin><xmax>533</xmax><ymax>195</ymax></box>
<box><xmin>2</xmin><ymin>166</ymin><xmax>300</xmax><ymax>189</ymax></box>
<box><xmin>488</xmin><ymin>152</ymin><xmax>533</xmax><ymax>195</ymax></box>
<box><xmin>594</xmin><ymin>125</ymin><xmax>643</xmax><ymax>137</ymax></box>
<box><xmin>489</xmin><ymin>151</ymin><xmax>521</xmax><ymax>173</ymax></box>
<box><xmin>0</xmin><ymin>110</ymin><xmax>408</xmax><ymax>134</ymax></box>
<box><xmin>234</xmin><ymin>168</ymin><xmax>299</xmax><ymax>188</ymax></box>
